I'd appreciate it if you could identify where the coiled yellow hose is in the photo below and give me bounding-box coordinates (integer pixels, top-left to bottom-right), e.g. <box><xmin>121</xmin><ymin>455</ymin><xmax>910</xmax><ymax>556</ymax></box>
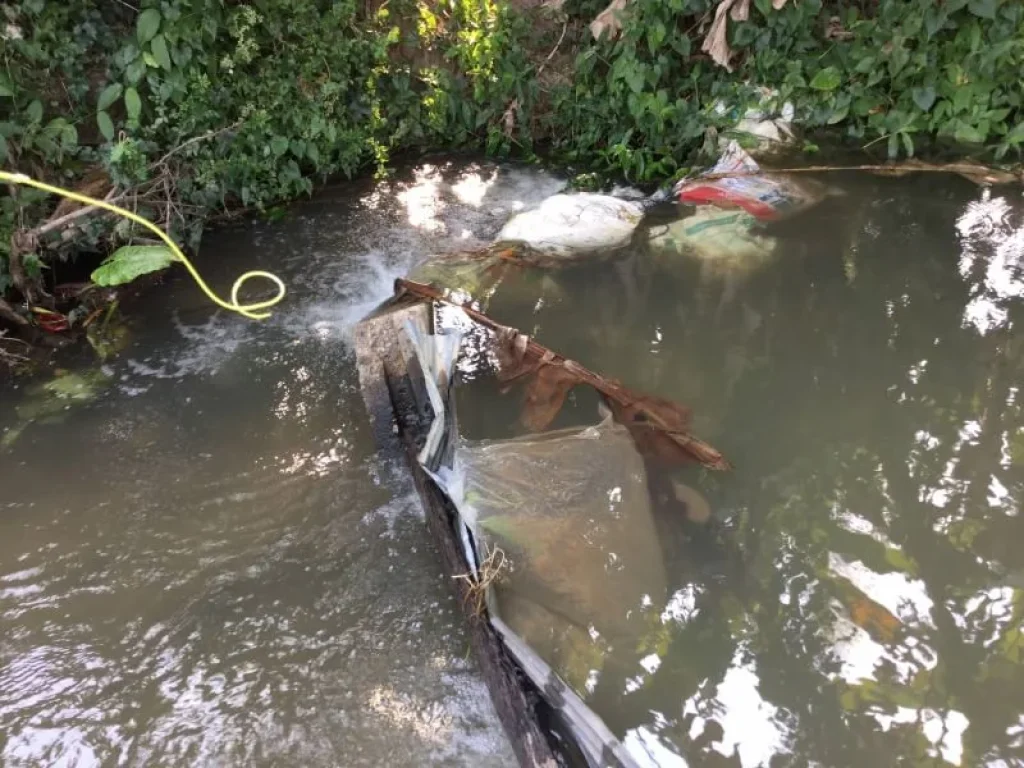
<box><xmin>0</xmin><ymin>170</ymin><xmax>285</xmax><ymax>319</ymax></box>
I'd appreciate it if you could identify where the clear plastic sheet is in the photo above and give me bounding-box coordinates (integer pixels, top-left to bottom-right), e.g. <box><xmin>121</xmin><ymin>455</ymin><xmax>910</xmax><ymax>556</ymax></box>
<box><xmin>409</xmin><ymin>314</ymin><xmax>665</xmax><ymax>767</ymax></box>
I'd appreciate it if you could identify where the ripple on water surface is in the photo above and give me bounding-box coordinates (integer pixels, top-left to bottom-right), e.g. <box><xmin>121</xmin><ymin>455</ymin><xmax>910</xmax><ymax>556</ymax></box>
<box><xmin>7</xmin><ymin>161</ymin><xmax>1024</xmax><ymax>767</ymax></box>
<box><xmin>0</xmin><ymin>159</ymin><xmax>570</xmax><ymax>767</ymax></box>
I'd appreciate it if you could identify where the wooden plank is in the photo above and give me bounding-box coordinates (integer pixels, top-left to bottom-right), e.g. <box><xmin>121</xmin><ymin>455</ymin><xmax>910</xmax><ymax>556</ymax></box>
<box><xmin>354</xmin><ymin>298</ymin><xmax>564</xmax><ymax>768</ymax></box>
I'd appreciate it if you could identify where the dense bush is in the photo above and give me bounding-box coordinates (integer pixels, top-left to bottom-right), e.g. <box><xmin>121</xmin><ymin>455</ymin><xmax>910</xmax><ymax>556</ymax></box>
<box><xmin>552</xmin><ymin>0</ymin><xmax>1024</xmax><ymax>180</ymax></box>
<box><xmin>0</xmin><ymin>0</ymin><xmax>1022</xmax><ymax>316</ymax></box>
<box><xmin>0</xmin><ymin>0</ymin><xmax>540</xmax><ymax>303</ymax></box>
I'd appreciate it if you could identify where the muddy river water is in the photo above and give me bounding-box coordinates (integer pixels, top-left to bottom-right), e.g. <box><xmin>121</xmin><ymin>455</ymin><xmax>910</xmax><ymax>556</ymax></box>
<box><xmin>3</xmin><ymin>159</ymin><xmax>1024</xmax><ymax>766</ymax></box>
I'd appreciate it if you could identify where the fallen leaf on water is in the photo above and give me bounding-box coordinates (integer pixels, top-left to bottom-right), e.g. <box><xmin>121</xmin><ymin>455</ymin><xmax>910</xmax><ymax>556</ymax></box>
<box><xmin>849</xmin><ymin>595</ymin><xmax>901</xmax><ymax>642</ymax></box>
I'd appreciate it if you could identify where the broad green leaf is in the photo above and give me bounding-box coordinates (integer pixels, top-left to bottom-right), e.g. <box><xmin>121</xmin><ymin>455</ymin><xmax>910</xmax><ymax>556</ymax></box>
<box><xmin>810</xmin><ymin>67</ymin><xmax>841</xmax><ymax>92</ymax></box>
<box><xmin>955</xmin><ymin>121</ymin><xmax>985</xmax><ymax>144</ymax></box>
<box><xmin>901</xmin><ymin>131</ymin><xmax>914</xmax><ymax>157</ymax></box>
<box><xmin>41</xmin><ymin>371</ymin><xmax>108</xmax><ymax>400</ymax></box>
<box><xmin>0</xmin><ymin>77</ymin><xmax>12</xmax><ymax>97</ymax></box>
<box><xmin>60</xmin><ymin>123</ymin><xmax>78</xmax><ymax>148</ymax></box>
<box><xmin>125</xmin><ymin>58</ymin><xmax>146</xmax><ymax>85</ymax></box>
<box><xmin>143</xmin><ymin>51</ymin><xmax>159</xmax><ymax>68</ymax></box>
<box><xmin>911</xmin><ymin>86</ymin><xmax>936</xmax><ymax>112</ymax></box>
<box><xmin>924</xmin><ymin>8</ymin><xmax>946</xmax><ymax>36</ymax></box>
<box><xmin>887</xmin><ymin>132</ymin><xmax>900</xmax><ymax>158</ymax></box>
<box><xmin>884</xmin><ymin>546</ymin><xmax>917</xmax><ymax>575</ymax></box>
<box><xmin>853</xmin><ymin>56</ymin><xmax>876</xmax><ymax>74</ymax></box>
<box><xmin>270</xmin><ymin>135</ymin><xmax>289</xmax><ymax>156</ymax></box>
<box><xmin>136</xmin><ymin>8</ymin><xmax>161</xmax><ymax>43</ymax></box>
<box><xmin>151</xmin><ymin>35</ymin><xmax>172</xmax><ymax>71</ymax></box>
<box><xmin>124</xmin><ymin>87</ymin><xmax>141</xmax><ymax>121</ymax></box>
<box><xmin>97</xmin><ymin>110</ymin><xmax>115</xmax><ymax>141</ymax></box>
<box><xmin>1006</xmin><ymin>121</ymin><xmax>1024</xmax><ymax>144</ymax></box>
<box><xmin>97</xmin><ymin>83</ymin><xmax>122</xmax><ymax>111</ymax></box>
<box><xmin>91</xmin><ymin>245</ymin><xmax>179</xmax><ymax>287</ymax></box>
<box><xmin>827</xmin><ymin>104</ymin><xmax>849</xmax><ymax>125</ymax></box>
<box><xmin>625</xmin><ymin>66</ymin><xmax>645</xmax><ymax>95</ymax></box>
<box><xmin>968</xmin><ymin>0</ymin><xmax>997</xmax><ymax>19</ymax></box>
<box><xmin>26</xmin><ymin>99</ymin><xmax>43</xmax><ymax>123</ymax></box>
<box><xmin>953</xmin><ymin>86</ymin><xmax>973</xmax><ymax>114</ymax></box>
<box><xmin>0</xmin><ymin>134</ymin><xmax>7</xmax><ymax>163</ymax></box>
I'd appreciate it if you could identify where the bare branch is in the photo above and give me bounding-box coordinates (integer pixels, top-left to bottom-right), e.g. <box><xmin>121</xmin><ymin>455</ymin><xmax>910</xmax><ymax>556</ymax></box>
<box><xmin>155</xmin><ymin>119</ymin><xmax>244</xmax><ymax>168</ymax></box>
<box><xmin>0</xmin><ymin>298</ymin><xmax>28</xmax><ymax>327</ymax></box>
<box><xmin>32</xmin><ymin>188</ymin><xmax>124</xmax><ymax>240</ymax></box>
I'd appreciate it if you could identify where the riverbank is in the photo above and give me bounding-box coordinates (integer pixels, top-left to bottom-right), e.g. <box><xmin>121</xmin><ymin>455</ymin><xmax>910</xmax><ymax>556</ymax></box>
<box><xmin>2</xmin><ymin>0</ymin><xmax>1023</xmax><ymax>348</ymax></box>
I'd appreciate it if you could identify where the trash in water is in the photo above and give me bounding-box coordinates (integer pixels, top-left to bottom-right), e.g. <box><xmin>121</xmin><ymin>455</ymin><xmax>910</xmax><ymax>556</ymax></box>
<box><xmin>713</xmin><ymin>87</ymin><xmax>796</xmax><ymax>149</ymax></box>
<box><xmin>453</xmin><ymin>414</ymin><xmax>668</xmax><ymax>671</ymax></box>
<box><xmin>495</xmin><ymin>193</ymin><xmax>646</xmax><ymax>257</ymax></box>
<box><xmin>406</xmin><ymin>248</ymin><xmax>512</xmax><ymax>300</ymax></box>
<box><xmin>676</xmin><ymin>140</ymin><xmax>826</xmax><ymax>220</ymax></box>
<box><xmin>647</xmin><ymin>206</ymin><xmax>777</xmax><ymax>265</ymax></box>
<box><xmin>396</xmin><ymin>280</ymin><xmax>732</xmax><ymax>470</ymax></box>
<box><xmin>359</xmin><ymin>282</ymin><xmax>734</xmax><ymax>767</ymax></box>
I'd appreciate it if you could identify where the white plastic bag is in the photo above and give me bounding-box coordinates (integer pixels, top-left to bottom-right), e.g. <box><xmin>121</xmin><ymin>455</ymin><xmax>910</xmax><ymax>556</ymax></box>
<box><xmin>496</xmin><ymin>193</ymin><xmax>645</xmax><ymax>257</ymax></box>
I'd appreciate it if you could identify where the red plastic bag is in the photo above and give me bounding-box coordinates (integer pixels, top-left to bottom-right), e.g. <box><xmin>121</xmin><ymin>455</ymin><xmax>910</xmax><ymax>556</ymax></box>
<box><xmin>675</xmin><ymin>141</ymin><xmax>824</xmax><ymax>220</ymax></box>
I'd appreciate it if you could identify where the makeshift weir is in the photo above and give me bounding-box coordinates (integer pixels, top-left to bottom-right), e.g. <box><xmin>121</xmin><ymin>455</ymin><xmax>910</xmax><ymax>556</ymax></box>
<box><xmin>354</xmin><ymin>278</ymin><xmax>730</xmax><ymax>767</ymax></box>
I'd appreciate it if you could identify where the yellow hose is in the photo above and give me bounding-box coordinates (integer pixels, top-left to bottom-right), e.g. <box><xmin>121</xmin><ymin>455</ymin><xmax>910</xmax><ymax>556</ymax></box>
<box><xmin>0</xmin><ymin>170</ymin><xmax>285</xmax><ymax>320</ymax></box>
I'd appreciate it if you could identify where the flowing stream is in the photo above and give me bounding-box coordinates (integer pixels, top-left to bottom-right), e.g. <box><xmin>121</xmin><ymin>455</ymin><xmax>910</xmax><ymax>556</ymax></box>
<box><xmin>3</xmin><ymin>159</ymin><xmax>1024</xmax><ymax>766</ymax></box>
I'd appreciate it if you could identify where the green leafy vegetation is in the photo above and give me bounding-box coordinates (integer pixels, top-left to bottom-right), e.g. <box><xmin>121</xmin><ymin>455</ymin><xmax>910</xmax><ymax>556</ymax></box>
<box><xmin>0</xmin><ymin>0</ymin><xmax>1022</xmax><ymax>334</ymax></box>
<box><xmin>90</xmin><ymin>244</ymin><xmax>178</xmax><ymax>286</ymax></box>
<box><xmin>551</xmin><ymin>0</ymin><xmax>1024</xmax><ymax>180</ymax></box>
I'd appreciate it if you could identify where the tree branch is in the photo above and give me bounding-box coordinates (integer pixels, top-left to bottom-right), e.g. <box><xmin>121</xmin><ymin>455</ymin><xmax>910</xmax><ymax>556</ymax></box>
<box><xmin>155</xmin><ymin>119</ymin><xmax>243</xmax><ymax>168</ymax></box>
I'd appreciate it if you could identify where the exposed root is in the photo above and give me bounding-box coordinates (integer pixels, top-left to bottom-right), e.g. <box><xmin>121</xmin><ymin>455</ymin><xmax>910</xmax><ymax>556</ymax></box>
<box><xmin>453</xmin><ymin>545</ymin><xmax>508</xmax><ymax>619</ymax></box>
<box><xmin>0</xmin><ymin>330</ymin><xmax>29</xmax><ymax>366</ymax></box>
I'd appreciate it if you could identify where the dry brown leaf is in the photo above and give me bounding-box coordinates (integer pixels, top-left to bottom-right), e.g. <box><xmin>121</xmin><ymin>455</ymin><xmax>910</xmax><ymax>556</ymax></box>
<box><xmin>590</xmin><ymin>0</ymin><xmax>630</xmax><ymax>40</ymax></box>
<box><xmin>702</xmin><ymin>0</ymin><xmax>738</xmax><ymax>71</ymax></box>
<box><xmin>703</xmin><ymin>0</ymin><xmax>787</xmax><ymax>68</ymax></box>
<box><xmin>849</xmin><ymin>595</ymin><xmax>900</xmax><ymax>642</ymax></box>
